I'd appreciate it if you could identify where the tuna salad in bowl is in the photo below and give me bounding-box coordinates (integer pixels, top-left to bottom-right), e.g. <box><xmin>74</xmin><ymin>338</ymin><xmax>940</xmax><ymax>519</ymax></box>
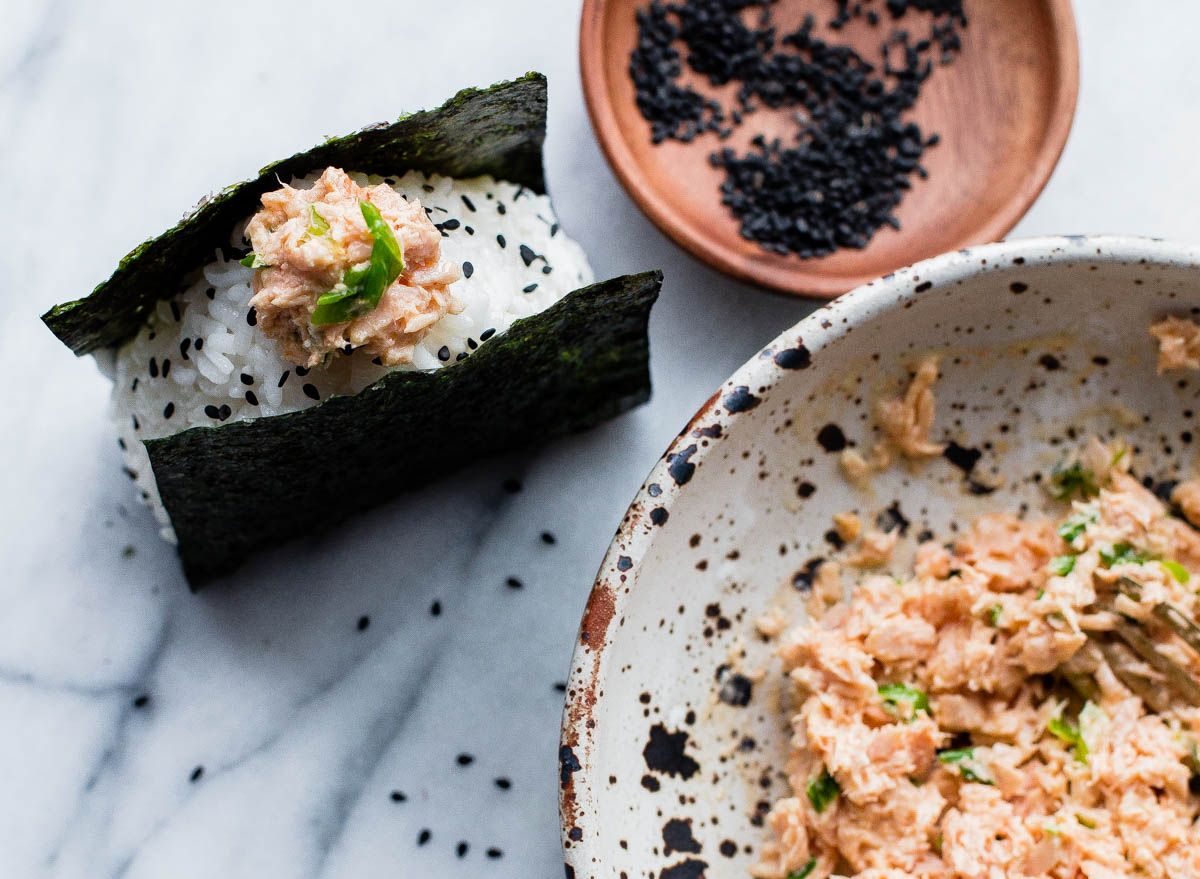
<box><xmin>560</xmin><ymin>236</ymin><xmax>1200</xmax><ymax>879</ymax></box>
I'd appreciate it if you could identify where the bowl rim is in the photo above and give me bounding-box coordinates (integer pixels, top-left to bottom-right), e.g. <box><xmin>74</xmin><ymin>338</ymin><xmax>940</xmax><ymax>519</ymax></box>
<box><xmin>577</xmin><ymin>0</ymin><xmax>1081</xmax><ymax>298</ymax></box>
<box><xmin>558</xmin><ymin>234</ymin><xmax>1200</xmax><ymax>874</ymax></box>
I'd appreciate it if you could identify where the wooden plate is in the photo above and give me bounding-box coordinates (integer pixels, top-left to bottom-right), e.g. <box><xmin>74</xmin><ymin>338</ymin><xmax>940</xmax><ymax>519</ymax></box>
<box><xmin>579</xmin><ymin>0</ymin><xmax>1079</xmax><ymax>297</ymax></box>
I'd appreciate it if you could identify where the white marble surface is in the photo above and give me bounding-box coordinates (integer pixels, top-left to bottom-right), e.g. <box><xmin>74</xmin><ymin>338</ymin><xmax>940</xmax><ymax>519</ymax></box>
<box><xmin>5</xmin><ymin>1</ymin><xmax>1200</xmax><ymax>876</ymax></box>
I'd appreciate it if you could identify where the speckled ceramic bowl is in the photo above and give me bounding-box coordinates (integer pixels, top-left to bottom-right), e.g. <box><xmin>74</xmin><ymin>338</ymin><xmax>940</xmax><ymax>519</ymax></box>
<box><xmin>560</xmin><ymin>236</ymin><xmax>1200</xmax><ymax>879</ymax></box>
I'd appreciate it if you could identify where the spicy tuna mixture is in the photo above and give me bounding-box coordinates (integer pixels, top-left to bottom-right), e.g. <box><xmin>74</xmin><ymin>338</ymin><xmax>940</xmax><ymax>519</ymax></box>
<box><xmin>245</xmin><ymin>167</ymin><xmax>461</xmax><ymax>367</ymax></box>
<box><xmin>753</xmin><ymin>327</ymin><xmax>1200</xmax><ymax>879</ymax></box>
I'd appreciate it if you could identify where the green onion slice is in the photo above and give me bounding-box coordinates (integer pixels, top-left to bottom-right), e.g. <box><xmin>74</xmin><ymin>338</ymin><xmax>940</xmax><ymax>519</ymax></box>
<box><xmin>806</xmin><ymin>768</ymin><xmax>840</xmax><ymax>813</ymax></box>
<box><xmin>878</xmin><ymin>683</ymin><xmax>930</xmax><ymax>722</ymax></box>
<box><xmin>311</xmin><ymin>201</ymin><xmax>405</xmax><ymax>326</ymax></box>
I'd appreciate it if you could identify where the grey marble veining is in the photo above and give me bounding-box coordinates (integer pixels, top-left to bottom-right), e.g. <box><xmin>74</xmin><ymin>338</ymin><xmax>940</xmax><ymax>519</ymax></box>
<box><xmin>4</xmin><ymin>0</ymin><xmax>1200</xmax><ymax>877</ymax></box>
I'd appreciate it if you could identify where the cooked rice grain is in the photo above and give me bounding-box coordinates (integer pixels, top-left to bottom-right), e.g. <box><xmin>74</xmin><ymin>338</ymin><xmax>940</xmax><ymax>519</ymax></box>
<box><xmin>108</xmin><ymin>171</ymin><xmax>593</xmax><ymax>540</ymax></box>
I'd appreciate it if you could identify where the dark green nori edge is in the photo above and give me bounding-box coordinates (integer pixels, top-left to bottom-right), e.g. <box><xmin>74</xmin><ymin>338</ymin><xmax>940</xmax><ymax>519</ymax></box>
<box><xmin>147</xmin><ymin>271</ymin><xmax>660</xmax><ymax>586</ymax></box>
<box><xmin>41</xmin><ymin>73</ymin><xmax>549</xmax><ymax>356</ymax></box>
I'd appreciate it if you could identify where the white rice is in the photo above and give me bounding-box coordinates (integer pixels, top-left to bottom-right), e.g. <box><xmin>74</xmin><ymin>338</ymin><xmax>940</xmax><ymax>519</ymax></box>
<box><xmin>106</xmin><ymin>170</ymin><xmax>594</xmax><ymax>542</ymax></box>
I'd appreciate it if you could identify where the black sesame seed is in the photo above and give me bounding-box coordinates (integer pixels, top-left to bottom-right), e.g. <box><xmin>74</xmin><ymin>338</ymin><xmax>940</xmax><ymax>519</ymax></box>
<box><xmin>431</xmin><ymin>600</ymin><xmax>442</xmax><ymax>616</ymax></box>
<box><xmin>542</xmin><ymin>265</ymin><xmax>553</xmax><ymax>274</ymax></box>
<box><xmin>441</xmin><ymin>218</ymin><xmax>461</xmax><ymax>230</ymax></box>
<box><xmin>205</xmin><ymin>287</ymin><xmax>215</xmax><ymax>300</ymax></box>
<box><xmin>418</xmin><ymin>829</ymin><xmax>431</xmax><ymax>846</ymax></box>
<box><xmin>189</xmin><ymin>766</ymin><xmax>204</xmax><ymax>783</ymax></box>
<box><xmin>519</xmin><ymin>244</ymin><xmax>537</xmax><ymax>267</ymax></box>
<box><xmin>467</xmin><ymin>338</ymin><xmax>478</xmax><ymax>350</ymax></box>
<box><xmin>522</xmin><ymin>283</ymin><xmax>538</xmax><ymax>293</ymax></box>
<box><xmin>541</xmin><ymin>531</ymin><xmax>556</xmax><ymax>545</ymax></box>
<box><xmin>456</xmin><ymin>352</ymin><xmax>469</xmax><ymax>362</ymax></box>
<box><xmin>133</xmin><ymin>694</ymin><xmax>150</xmax><ymax>709</ymax></box>
<box><xmin>461</xmin><ymin>195</ymin><xmax>476</xmax><ymax>212</ymax></box>
<box><xmin>553</xmin><ymin>682</ymin><xmax>567</xmax><ymax>693</ymax></box>
<box><xmin>131</xmin><ymin>414</ymin><xmax>140</xmax><ymax>430</ymax></box>
<box><xmin>278</xmin><ymin>370</ymin><xmax>290</xmax><ymax>387</ymax></box>
<box><xmin>497</xmin><ymin>203</ymin><xmax>507</xmax><ymax>215</ymax></box>
<box><xmin>170</xmin><ymin>301</ymin><xmax>181</xmax><ymax>322</ymax></box>
<box><xmin>437</xmin><ymin>346</ymin><xmax>451</xmax><ymax>362</ymax></box>
<box><xmin>486</xmin><ymin>848</ymin><xmax>503</xmax><ymax>859</ymax></box>
<box><xmin>495</xmin><ymin>777</ymin><xmax>512</xmax><ymax>790</ymax></box>
<box><xmin>163</xmin><ymin>402</ymin><xmax>175</xmax><ymax>419</ymax></box>
<box><xmin>631</xmin><ymin>0</ymin><xmax>965</xmax><ymax>259</ymax></box>
<box><xmin>218</xmin><ymin>404</ymin><xmax>231</xmax><ymax>421</ymax></box>
<box><xmin>117</xmin><ymin>438</ymin><xmax>126</xmax><ymax>450</ymax></box>
<box><xmin>245</xmin><ymin>390</ymin><xmax>258</xmax><ymax>406</ymax></box>
<box><xmin>456</xmin><ymin>842</ymin><xmax>469</xmax><ymax>858</ymax></box>
<box><xmin>180</xmin><ymin>338</ymin><xmax>191</xmax><ymax>360</ymax></box>
<box><xmin>357</xmin><ymin>615</ymin><xmax>370</xmax><ymax>631</ymax></box>
<box><xmin>496</xmin><ymin>234</ymin><xmax>506</xmax><ymax>248</ymax></box>
<box><xmin>506</xmin><ymin>577</ymin><xmax>523</xmax><ymax>589</ymax></box>
<box><xmin>550</xmin><ymin>223</ymin><xmax>559</xmax><ymax>237</ymax></box>
<box><xmin>240</xmin><ymin>373</ymin><xmax>254</xmax><ymax>385</ymax></box>
<box><xmin>390</xmin><ymin>790</ymin><xmax>406</xmax><ymax>802</ymax></box>
<box><xmin>303</xmin><ymin>383</ymin><xmax>320</xmax><ymax>400</ymax></box>
<box><xmin>205</xmin><ymin>405</ymin><xmax>220</xmax><ymax>419</ymax></box>
<box><xmin>149</xmin><ymin>357</ymin><xmax>158</xmax><ymax>378</ymax></box>
<box><xmin>295</xmin><ymin>365</ymin><xmax>310</xmax><ymax>376</ymax></box>
<box><xmin>462</xmin><ymin>261</ymin><xmax>474</xmax><ymax>279</ymax></box>
<box><xmin>246</xmin><ymin>308</ymin><xmax>257</xmax><ymax>327</ymax></box>
<box><xmin>456</xmin><ymin>753</ymin><xmax>474</xmax><ymax>766</ymax></box>
<box><xmin>480</xmin><ymin>328</ymin><xmax>496</xmax><ymax>341</ymax></box>
<box><xmin>194</xmin><ymin>337</ymin><xmax>204</xmax><ymax>350</ymax></box>
<box><xmin>464</xmin><ymin>225</ymin><xmax>474</xmax><ymax>235</ymax></box>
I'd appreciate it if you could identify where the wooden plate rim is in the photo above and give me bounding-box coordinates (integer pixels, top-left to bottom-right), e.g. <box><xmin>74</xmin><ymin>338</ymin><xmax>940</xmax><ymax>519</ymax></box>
<box><xmin>578</xmin><ymin>0</ymin><xmax>1081</xmax><ymax>298</ymax></box>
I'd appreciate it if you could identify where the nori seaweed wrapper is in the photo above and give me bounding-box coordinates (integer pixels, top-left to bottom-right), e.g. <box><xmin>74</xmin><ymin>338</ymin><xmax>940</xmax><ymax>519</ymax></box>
<box><xmin>150</xmin><ymin>271</ymin><xmax>658</xmax><ymax>584</ymax></box>
<box><xmin>40</xmin><ymin>74</ymin><xmax>661</xmax><ymax>586</ymax></box>
<box><xmin>43</xmin><ymin>73</ymin><xmax>551</xmax><ymax>355</ymax></box>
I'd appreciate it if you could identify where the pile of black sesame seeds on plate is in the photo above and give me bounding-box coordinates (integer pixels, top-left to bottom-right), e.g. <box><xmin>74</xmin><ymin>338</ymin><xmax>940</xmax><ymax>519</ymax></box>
<box><xmin>630</xmin><ymin>0</ymin><xmax>968</xmax><ymax>258</ymax></box>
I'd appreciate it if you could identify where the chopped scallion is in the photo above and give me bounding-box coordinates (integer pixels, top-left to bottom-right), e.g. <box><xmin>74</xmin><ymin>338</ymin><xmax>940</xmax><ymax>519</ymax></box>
<box><xmin>311</xmin><ymin>201</ymin><xmax>405</xmax><ymax>326</ymax></box>
<box><xmin>879</xmin><ymin>683</ymin><xmax>930</xmax><ymax>722</ymax></box>
<box><xmin>937</xmin><ymin>748</ymin><xmax>994</xmax><ymax>784</ymax></box>
<box><xmin>1098</xmin><ymin>542</ymin><xmax>1146</xmax><ymax>569</ymax></box>
<box><xmin>1048</xmin><ymin>713</ymin><xmax>1089</xmax><ymax>764</ymax></box>
<box><xmin>308</xmin><ymin>205</ymin><xmax>330</xmax><ymax>236</ymax></box>
<box><xmin>1160</xmin><ymin>559</ymin><xmax>1190</xmax><ymax>583</ymax></box>
<box><xmin>1057</xmin><ymin>506</ymin><xmax>1097</xmax><ymax>546</ymax></box>
<box><xmin>1049</xmin><ymin>555</ymin><xmax>1077</xmax><ymax>576</ymax></box>
<box><xmin>806</xmin><ymin>768</ymin><xmax>840</xmax><ymax>813</ymax></box>
<box><xmin>1049</xmin><ymin>461</ymin><xmax>1099</xmax><ymax>501</ymax></box>
<box><xmin>787</xmin><ymin>858</ymin><xmax>817</xmax><ymax>879</ymax></box>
